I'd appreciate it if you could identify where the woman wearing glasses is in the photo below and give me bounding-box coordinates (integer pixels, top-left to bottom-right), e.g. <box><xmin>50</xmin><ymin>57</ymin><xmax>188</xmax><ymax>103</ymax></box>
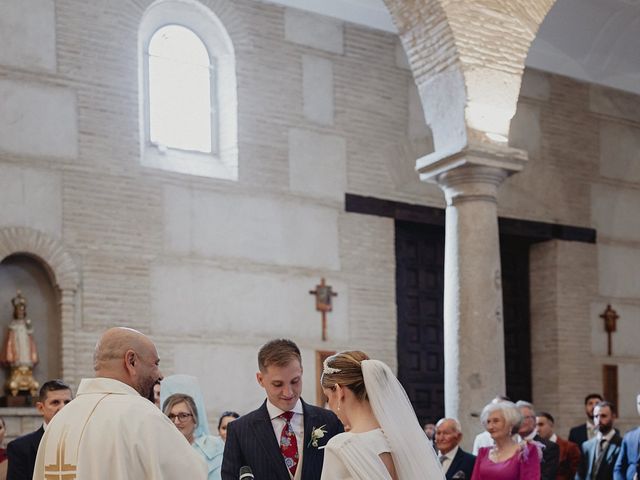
<box><xmin>161</xmin><ymin>375</ymin><xmax>224</xmax><ymax>480</ymax></box>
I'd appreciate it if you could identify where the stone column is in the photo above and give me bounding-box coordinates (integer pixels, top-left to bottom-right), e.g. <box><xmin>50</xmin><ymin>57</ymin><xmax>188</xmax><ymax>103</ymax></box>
<box><xmin>417</xmin><ymin>143</ymin><xmax>527</xmax><ymax>444</ymax></box>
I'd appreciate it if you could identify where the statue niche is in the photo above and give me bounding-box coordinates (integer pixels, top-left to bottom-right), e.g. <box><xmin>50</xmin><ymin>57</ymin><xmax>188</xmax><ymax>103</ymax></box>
<box><xmin>0</xmin><ymin>291</ymin><xmax>40</xmax><ymax>399</ymax></box>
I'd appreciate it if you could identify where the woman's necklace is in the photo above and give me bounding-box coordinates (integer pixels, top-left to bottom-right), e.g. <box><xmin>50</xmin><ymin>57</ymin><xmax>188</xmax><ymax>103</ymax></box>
<box><xmin>489</xmin><ymin>442</ymin><xmax>514</xmax><ymax>462</ymax></box>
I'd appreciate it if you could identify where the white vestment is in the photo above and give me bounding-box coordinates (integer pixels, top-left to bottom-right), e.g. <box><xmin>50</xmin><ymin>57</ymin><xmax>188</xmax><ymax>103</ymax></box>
<box><xmin>33</xmin><ymin>377</ymin><xmax>207</xmax><ymax>480</ymax></box>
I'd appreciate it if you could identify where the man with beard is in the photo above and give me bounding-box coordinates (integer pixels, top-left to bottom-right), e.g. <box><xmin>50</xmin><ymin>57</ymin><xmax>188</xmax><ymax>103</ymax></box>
<box><xmin>576</xmin><ymin>401</ymin><xmax>622</xmax><ymax>480</ymax></box>
<box><xmin>570</xmin><ymin>394</ymin><xmax>604</xmax><ymax>447</ymax></box>
<box><xmin>33</xmin><ymin>327</ymin><xmax>206</xmax><ymax>479</ymax></box>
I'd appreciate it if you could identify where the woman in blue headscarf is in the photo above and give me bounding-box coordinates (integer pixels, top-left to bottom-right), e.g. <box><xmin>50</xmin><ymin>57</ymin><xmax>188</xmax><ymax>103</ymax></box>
<box><xmin>161</xmin><ymin>375</ymin><xmax>224</xmax><ymax>480</ymax></box>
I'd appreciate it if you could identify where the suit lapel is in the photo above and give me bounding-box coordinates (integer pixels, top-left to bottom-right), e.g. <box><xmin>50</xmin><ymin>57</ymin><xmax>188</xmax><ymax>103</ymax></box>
<box><xmin>251</xmin><ymin>402</ymin><xmax>290</xmax><ymax>479</ymax></box>
<box><xmin>301</xmin><ymin>400</ymin><xmax>323</xmax><ymax>479</ymax></box>
<box><xmin>447</xmin><ymin>449</ymin><xmax>463</xmax><ymax>478</ymax></box>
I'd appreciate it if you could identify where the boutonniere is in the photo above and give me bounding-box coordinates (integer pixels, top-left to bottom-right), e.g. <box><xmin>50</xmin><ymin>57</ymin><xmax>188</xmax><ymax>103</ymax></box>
<box><xmin>308</xmin><ymin>425</ymin><xmax>327</xmax><ymax>448</ymax></box>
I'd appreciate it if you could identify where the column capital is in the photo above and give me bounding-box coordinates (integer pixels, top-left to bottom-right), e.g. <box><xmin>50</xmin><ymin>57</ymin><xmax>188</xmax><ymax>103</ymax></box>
<box><xmin>417</xmin><ymin>141</ymin><xmax>528</xmax><ymax>205</ymax></box>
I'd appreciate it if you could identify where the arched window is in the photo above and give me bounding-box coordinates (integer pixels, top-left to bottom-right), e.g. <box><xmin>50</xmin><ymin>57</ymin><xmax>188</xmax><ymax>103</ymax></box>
<box><xmin>140</xmin><ymin>0</ymin><xmax>237</xmax><ymax>180</ymax></box>
<box><xmin>148</xmin><ymin>25</ymin><xmax>213</xmax><ymax>153</ymax></box>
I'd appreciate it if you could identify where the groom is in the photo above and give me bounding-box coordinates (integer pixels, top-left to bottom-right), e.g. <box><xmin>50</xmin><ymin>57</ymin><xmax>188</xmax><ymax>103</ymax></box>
<box><xmin>222</xmin><ymin>339</ymin><xmax>343</xmax><ymax>480</ymax></box>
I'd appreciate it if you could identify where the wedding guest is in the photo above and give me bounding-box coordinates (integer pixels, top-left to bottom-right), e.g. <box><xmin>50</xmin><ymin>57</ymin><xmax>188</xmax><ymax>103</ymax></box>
<box><xmin>569</xmin><ymin>393</ymin><xmax>603</xmax><ymax>446</ymax></box>
<box><xmin>576</xmin><ymin>401</ymin><xmax>621</xmax><ymax>480</ymax></box>
<box><xmin>435</xmin><ymin>417</ymin><xmax>475</xmax><ymax>480</ymax></box>
<box><xmin>8</xmin><ymin>380</ymin><xmax>72</xmax><ymax>480</ymax></box>
<box><xmin>516</xmin><ymin>400</ymin><xmax>559</xmax><ymax>480</ymax></box>
<box><xmin>0</xmin><ymin>417</ymin><xmax>7</xmax><ymax>480</ymax></box>
<box><xmin>471</xmin><ymin>400</ymin><xmax>541</xmax><ymax>480</ymax></box>
<box><xmin>161</xmin><ymin>375</ymin><xmax>224</xmax><ymax>480</ymax></box>
<box><xmin>536</xmin><ymin>411</ymin><xmax>580</xmax><ymax>480</ymax></box>
<box><xmin>424</xmin><ymin>423</ymin><xmax>436</xmax><ymax>442</ymax></box>
<box><xmin>217</xmin><ymin>411</ymin><xmax>239</xmax><ymax>442</ymax></box>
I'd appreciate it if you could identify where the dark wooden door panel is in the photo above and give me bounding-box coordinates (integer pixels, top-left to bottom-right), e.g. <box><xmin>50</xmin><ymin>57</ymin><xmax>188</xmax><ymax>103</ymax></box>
<box><xmin>395</xmin><ymin>223</ymin><xmax>533</xmax><ymax>425</ymax></box>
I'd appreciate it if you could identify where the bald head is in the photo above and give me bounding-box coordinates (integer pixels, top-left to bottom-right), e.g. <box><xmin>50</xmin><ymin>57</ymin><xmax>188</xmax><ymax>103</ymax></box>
<box><xmin>94</xmin><ymin>327</ymin><xmax>162</xmax><ymax>399</ymax></box>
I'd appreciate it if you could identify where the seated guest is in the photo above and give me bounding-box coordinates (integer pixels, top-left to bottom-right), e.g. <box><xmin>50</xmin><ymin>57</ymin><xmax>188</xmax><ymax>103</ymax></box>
<box><xmin>161</xmin><ymin>375</ymin><xmax>224</xmax><ymax>480</ymax></box>
<box><xmin>435</xmin><ymin>417</ymin><xmax>475</xmax><ymax>480</ymax></box>
<box><xmin>217</xmin><ymin>411</ymin><xmax>239</xmax><ymax>442</ymax></box>
<box><xmin>569</xmin><ymin>393</ymin><xmax>603</xmax><ymax>447</ymax></box>
<box><xmin>536</xmin><ymin>411</ymin><xmax>580</xmax><ymax>480</ymax></box>
<box><xmin>471</xmin><ymin>400</ymin><xmax>541</xmax><ymax>480</ymax></box>
<box><xmin>576</xmin><ymin>401</ymin><xmax>621</xmax><ymax>480</ymax></box>
<box><xmin>516</xmin><ymin>400</ymin><xmax>559</xmax><ymax>480</ymax></box>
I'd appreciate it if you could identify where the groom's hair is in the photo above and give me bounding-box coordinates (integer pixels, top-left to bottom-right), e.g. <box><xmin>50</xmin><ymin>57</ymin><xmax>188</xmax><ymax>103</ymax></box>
<box><xmin>258</xmin><ymin>339</ymin><xmax>301</xmax><ymax>372</ymax></box>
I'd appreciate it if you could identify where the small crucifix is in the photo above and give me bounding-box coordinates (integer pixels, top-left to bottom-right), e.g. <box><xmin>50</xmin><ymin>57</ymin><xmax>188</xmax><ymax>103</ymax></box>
<box><xmin>309</xmin><ymin>278</ymin><xmax>337</xmax><ymax>341</ymax></box>
<box><xmin>600</xmin><ymin>304</ymin><xmax>619</xmax><ymax>356</ymax></box>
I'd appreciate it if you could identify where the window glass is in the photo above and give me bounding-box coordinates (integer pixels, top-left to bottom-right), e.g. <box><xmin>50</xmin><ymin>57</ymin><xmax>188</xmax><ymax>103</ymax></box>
<box><xmin>148</xmin><ymin>25</ymin><xmax>212</xmax><ymax>153</ymax></box>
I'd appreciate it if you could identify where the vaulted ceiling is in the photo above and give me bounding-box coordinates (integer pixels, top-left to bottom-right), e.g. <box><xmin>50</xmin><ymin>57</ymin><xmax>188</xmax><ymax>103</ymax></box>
<box><xmin>258</xmin><ymin>0</ymin><xmax>640</xmax><ymax>95</ymax></box>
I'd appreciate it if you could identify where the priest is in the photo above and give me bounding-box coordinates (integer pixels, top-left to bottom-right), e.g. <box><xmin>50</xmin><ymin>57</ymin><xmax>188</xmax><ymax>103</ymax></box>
<box><xmin>33</xmin><ymin>327</ymin><xmax>207</xmax><ymax>479</ymax></box>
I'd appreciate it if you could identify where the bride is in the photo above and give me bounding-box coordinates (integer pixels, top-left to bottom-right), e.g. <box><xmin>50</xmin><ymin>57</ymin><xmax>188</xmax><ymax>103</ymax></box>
<box><xmin>320</xmin><ymin>351</ymin><xmax>445</xmax><ymax>480</ymax></box>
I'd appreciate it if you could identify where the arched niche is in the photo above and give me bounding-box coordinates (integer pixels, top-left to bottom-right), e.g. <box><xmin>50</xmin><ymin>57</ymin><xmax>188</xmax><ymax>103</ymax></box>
<box><xmin>0</xmin><ymin>227</ymin><xmax>79</xmax><ymax>389</ymax></box>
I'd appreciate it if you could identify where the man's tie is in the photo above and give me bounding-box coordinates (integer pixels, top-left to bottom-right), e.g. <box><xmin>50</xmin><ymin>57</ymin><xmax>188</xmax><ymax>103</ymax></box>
<box><xmin>439</xmin><ymin>454</ymin><xmax>448</xmax><ymax>464</ymax></box>
<box><xmin>279</xmin><ymin>411</ymin><xmax>299</xmax><ymax>476</ymax></box>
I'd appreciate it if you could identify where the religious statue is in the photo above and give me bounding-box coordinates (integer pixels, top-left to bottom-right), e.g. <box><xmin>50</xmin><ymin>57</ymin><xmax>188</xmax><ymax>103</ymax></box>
<box><xmin>0</xmin><ymin>291</ymin><xmax>40</xmax><ymax>397</ymax></box>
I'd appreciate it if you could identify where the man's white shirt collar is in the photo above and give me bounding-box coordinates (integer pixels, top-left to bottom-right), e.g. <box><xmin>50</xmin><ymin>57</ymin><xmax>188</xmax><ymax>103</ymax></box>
<box><xmin>596</xmin><ymin>429</ymin><xmax>615</xmax><ymax>443</ymax></box>
<box><xmin>267</xmin><ymin>399</ymin><xmax>303</xmax><ymax>420</ymax></box>
<box><xmin>550</xmin><ymin>433</ymin><xmax>558</xmax><ymax>443</ymax></box>
<box><xmin>439</xmin><ymin>445</ymin><xmax>459</xmax><ymax>474</ymax></box>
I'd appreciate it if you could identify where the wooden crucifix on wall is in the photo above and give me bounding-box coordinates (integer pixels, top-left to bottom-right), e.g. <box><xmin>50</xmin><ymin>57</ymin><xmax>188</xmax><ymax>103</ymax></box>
<box><xmin>600</xmin><ymin>304</ymin><xmax>619</xmax><ymax>356</ymax></box>
<box><xmin>309</xmin><ymin>278</ymin><xmax>337</xmax><ymax>341</ymax></box>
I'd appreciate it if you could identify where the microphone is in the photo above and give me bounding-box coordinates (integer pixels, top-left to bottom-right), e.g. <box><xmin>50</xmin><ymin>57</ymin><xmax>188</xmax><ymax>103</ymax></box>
<box><xmin>239</xmin><ymin>466</ymin><xmax>254</xmax><ymax>479</ymax></box>
<box><xmin>452</xmin><ymin>472</ymin><xmax>466</xmax><ymax>480</ymax></box>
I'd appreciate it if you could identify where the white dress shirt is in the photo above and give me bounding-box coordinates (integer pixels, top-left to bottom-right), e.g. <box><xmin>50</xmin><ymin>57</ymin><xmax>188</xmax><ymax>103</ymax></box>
<box><xmin>267</xmin><ymin>399</ymin><xmax>305</xmax><ymax>462</ymax></box>
<box><xmin>439</xmin><ymin>445</ymin><xmax>459</xmax><ymax>474</ymax></box>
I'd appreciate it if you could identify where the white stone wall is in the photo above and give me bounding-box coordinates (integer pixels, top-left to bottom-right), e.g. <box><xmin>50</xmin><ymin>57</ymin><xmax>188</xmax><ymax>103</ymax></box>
<box><xmin>0</xmin><ymin>0</ymin><xmax>410</xmax><ymax>428</ymax></box>
<box><xmin>0</xmin><ymin>0</ymin><xmax>638</xmax><ymax>437</ymax></box>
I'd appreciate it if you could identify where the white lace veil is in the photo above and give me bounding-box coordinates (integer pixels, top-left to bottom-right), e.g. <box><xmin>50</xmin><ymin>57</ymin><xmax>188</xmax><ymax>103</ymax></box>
<box><xmin>361</xmin><ymin>360</ymin><xmax>446</xmax><ymax>480</ymax></box>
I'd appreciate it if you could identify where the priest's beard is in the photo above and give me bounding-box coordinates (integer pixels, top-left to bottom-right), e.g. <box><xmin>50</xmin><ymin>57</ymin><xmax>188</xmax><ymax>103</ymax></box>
<box><xmin>146</xmin><ymin>382</ymin><xmax>157</xmax><ymax>403</ymax></box>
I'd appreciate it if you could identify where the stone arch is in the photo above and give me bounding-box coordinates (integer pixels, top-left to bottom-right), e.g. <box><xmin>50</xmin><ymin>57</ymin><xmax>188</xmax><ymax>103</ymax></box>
<box><xmin>0</xmin><ymin>227</ymin><xmax>79</xmax><ymax>381</ymax></box>
<box><xmin>382</xmin><ymin>0</ymin><xmax>558</xmax><ymax>159</ymax></box>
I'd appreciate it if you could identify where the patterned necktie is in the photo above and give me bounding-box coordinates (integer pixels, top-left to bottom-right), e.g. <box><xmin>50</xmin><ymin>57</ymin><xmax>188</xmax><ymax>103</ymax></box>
<box><xmin>439</xmin><ymin>455</ymin><xmax>448</xmax><ymax>464</ymax></box>
<box><xmin>279</xmin><ymin>411</ymin><xmax>298</xmax><ymax>476</ymax></box>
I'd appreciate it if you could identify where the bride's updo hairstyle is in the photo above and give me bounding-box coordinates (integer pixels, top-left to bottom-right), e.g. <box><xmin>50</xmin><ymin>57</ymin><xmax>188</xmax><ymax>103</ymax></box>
<box><xmin>321</xmin><ymin>350</ymin><xmax>370</xmax><ymax>401</ymax></box>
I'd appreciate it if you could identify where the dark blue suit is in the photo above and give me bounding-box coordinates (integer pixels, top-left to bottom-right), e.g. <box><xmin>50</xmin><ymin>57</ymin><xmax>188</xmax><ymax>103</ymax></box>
<box><xmin>444</xmin><ymin>447</ymin><xmax>475</xmax><ymax>480</ymax></box>
<box><xmin>570</xmin><ymin>424</ymin><xmax>591</xmax><ymax>447</ymax></box>
<box><xmin>576</xmin><ymin>432</ymin><xmax>622</xmax><ymax>480</ymax></box>
<box><xmin>7</xmin><ymin>426</ymin><xmax>44</xmax><ymax>480</ymax></box>
<box><xmin>614</xmin><ymin>427</ymin><xmax>640</xmax><ymax>480</ymax></box>
<box><xmin>221</xmin><ymin>400</ymin><xmax>343</xmax><ymax>480</ymax></box>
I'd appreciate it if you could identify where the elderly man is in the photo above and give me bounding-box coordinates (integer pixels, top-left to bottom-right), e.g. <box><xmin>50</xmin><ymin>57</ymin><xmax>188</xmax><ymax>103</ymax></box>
<box><xmin>614</xmin><ymin>394</ymin><xmax>640</xmax><ymax>480</ymax></box>
<box><xmin>536</xmin><ymin>411</ymin><xmax>580</xmax><ymax>480</ymax></box>
<box><xmin>517</xmin><ymin>400</ymin><xmax>560</xmax><ymax>480</ymax></box>
<box><xmin>33</xmin><ymin>327</ymin><xmax>206</xmax><ymax>479</ymax></box>
<box><xmin>435</xmin><ymin>418</ymin><xmax>475</xmax><ymax>480</ymax></box>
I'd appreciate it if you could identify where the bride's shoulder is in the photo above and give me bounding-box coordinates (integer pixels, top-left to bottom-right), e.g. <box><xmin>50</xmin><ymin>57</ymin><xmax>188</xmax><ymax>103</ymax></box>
<box><xmin>325</xmin><ymin>428</ymin><xmax>387</xmax><ymax>452</ymax></box>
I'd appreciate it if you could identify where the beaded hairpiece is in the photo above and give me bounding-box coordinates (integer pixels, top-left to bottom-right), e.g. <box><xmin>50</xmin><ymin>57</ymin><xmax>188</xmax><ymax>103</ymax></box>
<box><xmin>322</xmin><ymin>357</ymin><xmax>341</xmax><ymax>375</ymax></box>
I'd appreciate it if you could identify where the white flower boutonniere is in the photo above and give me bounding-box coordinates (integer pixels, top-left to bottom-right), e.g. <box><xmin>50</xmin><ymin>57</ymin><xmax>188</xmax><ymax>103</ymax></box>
<box><xmin>308</xmin><ymin>424</ymin><xmax>328</xmax><ymax>448</ymax></box>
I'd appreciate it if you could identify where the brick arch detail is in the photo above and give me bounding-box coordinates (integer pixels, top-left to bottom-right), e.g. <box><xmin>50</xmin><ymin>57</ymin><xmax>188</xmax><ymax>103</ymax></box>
<box><xmin>0</xmin><ymin>227</ymin><xmax>79</xmax><ymax>383</ymax></box>
<box><xmin>0</xmin><ymin>227</ymin><xmax>79</xmax><ymax>292</ymax></box>
<box><xmin>382</xmin><ymin>0</ymin><xmax>558</xmax><ymax>152</ymax></box>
